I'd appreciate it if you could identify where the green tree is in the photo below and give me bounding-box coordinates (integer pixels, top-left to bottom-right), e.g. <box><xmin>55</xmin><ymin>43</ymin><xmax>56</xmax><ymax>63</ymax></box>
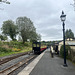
<box><xmin>16</xmin><ymin>16</ymin><xmax>37</xmax><ymax>43</ymax></box>
<box><xmin>65</xmin><ymin>29</ymin><xmax>74</xmax><ymax>40</ymax></box>
<box><xmin>0</xmin><ymin>0</ymin><xmax>10</xmax><ymax>10</ymax></box>
<box><xmin>37</xmin><ymin>34</ymin><xmax>41</xmax><ymax>42</ymax></box>
<box><xmin>0</xmin><ymin>34</ymin><xmax>7</xmax><ymax>41</ymax></box>
<box><xmin>29</xmin><ymin>31</ymin><xmax>37</xmax><ymax>42</ymax></box>
<box><xmin>0</xmin><ymin>0</ymin><xmax>2</xmax><ymax>2</ymax></box>
<box><xmin>1</xmin><ymin>20</ymin><xmax>18</xmax><ymax>41</ymax></box>
<box><xmin>29</xmin><ymin>32</ymin><xmax>41</xmax><ymax>42</ymax></box>
<box><xmin>0</xmin><ymin>0</ymin><xmax>10</xmax><ymax>4</ymax></box>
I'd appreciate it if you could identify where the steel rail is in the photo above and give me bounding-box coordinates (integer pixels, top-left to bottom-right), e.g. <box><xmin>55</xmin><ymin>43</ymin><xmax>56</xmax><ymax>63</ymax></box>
<box><xmin>0</xmin><ymin>55</ymin><xmax>36</xmax><ymax>75</ymax></box>
<box><xmin>0</xmin><ymin>51</ymin><xmax>32</xmax><ymax>65</ymax></box>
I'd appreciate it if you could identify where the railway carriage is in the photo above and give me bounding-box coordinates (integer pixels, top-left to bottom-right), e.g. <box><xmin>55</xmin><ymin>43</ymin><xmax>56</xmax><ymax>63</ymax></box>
<box><xmin>32</xmin><ymin>42</ymin><xmax>47</xmax><ymax>54</ymax></box>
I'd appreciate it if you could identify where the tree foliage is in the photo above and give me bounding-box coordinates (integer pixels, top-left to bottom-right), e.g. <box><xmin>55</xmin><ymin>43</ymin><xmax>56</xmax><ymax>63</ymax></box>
<box><xmin>30</xmin><ymin>33</ymin><xmax>41</xmax><ymax>42</ymax></box>
<box><xmin>65</xmin><ymin>29</ymin><xmax>74</xmax><ymax>40</ymax></box>
<box><xmin>0</xmin><ymin>0</ymin><xmax>10</xmax><ymax>4</ymax></box>
<box><xmin>0</xmin><ymin>34</ymin><xmax>7</xmax><ymax>41</ymax></box>
<box><xmin>37</xmin><ymin>34</ymin><xmax>41</xmax><ymax>41</ymax></box>
<box><xmin>0</xmin><ymin>0</ymin><xmax>2</xmax><ymax>2</ymax></box>
<box><xmin>16</xmin><ymin>16</ymin><xmax>39</xmax><ymax>43</ymax></box>
<box><xmin>1</xmin><ymin>20</ymin><xmax>18</xmax><ymax>41</ymax></box>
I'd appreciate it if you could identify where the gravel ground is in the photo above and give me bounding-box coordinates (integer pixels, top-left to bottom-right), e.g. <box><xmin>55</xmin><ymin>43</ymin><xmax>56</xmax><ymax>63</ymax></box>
<box><xmin>9</xmin><ymin>55</ymin><xmax>37</xmax><ymax>75</ymax></box>
<box><xmin>0</xmin><ymin>54</ymin><xmax>33</xmax><ymax>71</ymax></box>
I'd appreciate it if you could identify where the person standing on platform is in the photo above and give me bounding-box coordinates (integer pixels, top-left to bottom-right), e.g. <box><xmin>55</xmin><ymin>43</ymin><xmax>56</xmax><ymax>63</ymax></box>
<box><xmin>50</xmin><ymin>46</ymin><xmax>54</xmax><ymax>58</ymax></box>
<box><xmin>50</xmin><ymin>45</ymin><xmax>51</xmax><ymax>53</ymax></box>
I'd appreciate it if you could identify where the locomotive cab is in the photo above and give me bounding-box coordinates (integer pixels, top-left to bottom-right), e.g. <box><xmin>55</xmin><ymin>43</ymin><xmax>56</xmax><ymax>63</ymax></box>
<box><xmin>32</xmin><ymin>42</ymin><xmax>41</xmax><ymax>54</ymax></box>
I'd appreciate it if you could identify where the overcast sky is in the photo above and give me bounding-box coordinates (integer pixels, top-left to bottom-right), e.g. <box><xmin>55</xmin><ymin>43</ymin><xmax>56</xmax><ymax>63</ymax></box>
<box><xmin>0</xmin><ymin>0</ymin><xmax>75</xmax><ymax>41</ymax></box>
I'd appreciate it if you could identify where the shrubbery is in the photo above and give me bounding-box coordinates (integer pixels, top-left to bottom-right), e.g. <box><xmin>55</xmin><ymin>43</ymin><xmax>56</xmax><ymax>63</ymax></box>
<box><xmin>12</xmin><ymin>48</ymin><xmax>21</xmax><ymax>52</ymax></box>
<box><xmin>60</xmin><ymin>45</ymin><xmax>71</xmax><ymax>58</ymax></box>
<box><xmin>0</xmin><ymin>41</ymin><xmax>32</xmax><ymax>57</ymax></box>
<box><xmin>0</xmin><ymin>47</ymin><xmax>12</xmax><ymax>53</ymax></box>
<box><xmin>0</xmin><ymin>41</ymin><xmax>3</xmax><ymax>45</ymax></box>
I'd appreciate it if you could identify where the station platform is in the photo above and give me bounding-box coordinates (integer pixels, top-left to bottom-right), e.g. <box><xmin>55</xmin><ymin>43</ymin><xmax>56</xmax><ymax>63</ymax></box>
<box><xmin>18</xmin><ymin>48</ymin><xmax>75</xmax><ymax>75</ymax></box>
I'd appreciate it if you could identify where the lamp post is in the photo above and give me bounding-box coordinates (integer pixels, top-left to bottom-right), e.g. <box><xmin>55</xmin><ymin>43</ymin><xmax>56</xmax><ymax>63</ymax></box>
<box><xmin>60</xmin><ymin>11</ymin><xmax>67</xmax><ymax>67</ymax></box>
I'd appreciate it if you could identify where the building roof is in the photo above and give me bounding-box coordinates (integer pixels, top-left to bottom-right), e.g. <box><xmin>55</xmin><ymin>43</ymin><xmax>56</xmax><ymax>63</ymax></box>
<box><xmin>67</xmin><ymin>42</ymin><xmax>75</xmax><ymax>46</ymax></box>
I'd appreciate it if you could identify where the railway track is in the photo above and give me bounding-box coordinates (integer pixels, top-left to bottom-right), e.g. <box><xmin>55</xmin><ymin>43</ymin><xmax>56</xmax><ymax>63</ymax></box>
<box><xmin>0</xmin><ymin>51</ymin><xmax>32</xmax><ymax>65</ymax></box>
<box><xmin>0</xmin><ymin>53</ymin><xmax>36</xmax><ymax>75</ymax></box>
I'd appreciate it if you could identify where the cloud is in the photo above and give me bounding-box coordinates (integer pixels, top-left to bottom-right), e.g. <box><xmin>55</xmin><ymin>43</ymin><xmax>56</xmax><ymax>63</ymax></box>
<box><xmin>0</xmin><ymin>0</ymin><xmax>75</xmax><ymax>41</ymax></box>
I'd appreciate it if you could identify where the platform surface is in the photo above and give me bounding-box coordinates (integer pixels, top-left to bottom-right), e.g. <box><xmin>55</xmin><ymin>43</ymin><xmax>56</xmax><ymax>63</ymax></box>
<box><xmin>18</xmin><ymin>49</ymin><xmax>75</xmax><ymax>75</ymax></box>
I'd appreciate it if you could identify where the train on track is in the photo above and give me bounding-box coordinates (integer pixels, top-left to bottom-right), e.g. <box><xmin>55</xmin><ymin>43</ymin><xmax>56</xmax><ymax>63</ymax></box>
<box><xmin>32</xmin><ymin>42</ymin><xmax>47</xmax><ymax>54</ymax></box>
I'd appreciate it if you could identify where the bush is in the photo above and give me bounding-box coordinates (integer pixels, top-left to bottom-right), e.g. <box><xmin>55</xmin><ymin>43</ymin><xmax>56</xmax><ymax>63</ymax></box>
<box><xmin>0</xmin><ymin>47</ymin><xmax>12</xmax><ymax>53</ymax></box>
<box><xmin>60</xmin><ymin>45</ymin><xmax>71</xmax><ymax>58</ymax></box>
<box><xmin>8</xmin><ymin>41</ymin><xmax>22</xmax><ymax>48</ymax></box>
<box><xmin>0</xmin><ymin>41</ymin><xmax>3</xmax><ymax>45</ymax></box>
<box><xmin>24</xmin><ymin>43</ymin><xmax>29</xmax><ymax>46</ymax></box>
<box><xmin>10</xmin><ymin>41</ymin><xmax>19</xmax><ymax>45</ymax></box>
